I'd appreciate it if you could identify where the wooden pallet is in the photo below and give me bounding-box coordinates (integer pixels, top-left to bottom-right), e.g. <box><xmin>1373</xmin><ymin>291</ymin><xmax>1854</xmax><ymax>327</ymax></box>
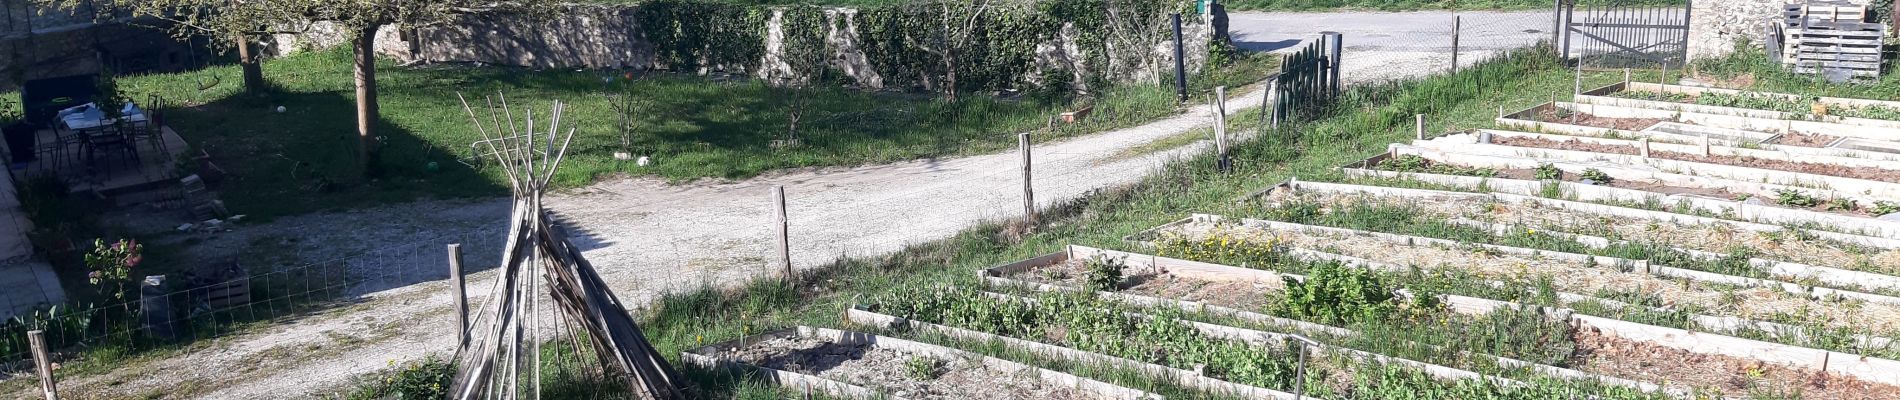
<box><xmin>1782</xmin><ymin>2</ymin><xmax>1872</xmax><ymax>64</ymax></box>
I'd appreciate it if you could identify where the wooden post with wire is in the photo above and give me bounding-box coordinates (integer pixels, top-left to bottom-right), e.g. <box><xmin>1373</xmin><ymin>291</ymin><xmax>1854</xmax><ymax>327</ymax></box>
<box><xmin>1214</xmin><ymin>86</ymin><xmax>1230</xmax><ymax>172</ymax></box>
<box><xmin>448</xmin><ymin>243</ymin><xmax>468</xmax><ymax>349</ymax></box>
<box><xmin>1020</xmin><ymin>132</ymin><xmax>1036</xmax><ymax>224</ymax></box>
<box><xmin>1450</xmin><ymin>15</ymin><xmax>1462</xmax><ymax>74</ymax></box>
<box><xmin>772</xmin><ymin>185</ymin><xmax>792</xmax><ymax>281</ymax></box>
<box><xmin>29</xmin><ymin>330</ymin><xmax>57</xmax><ymax>400</ymax></box>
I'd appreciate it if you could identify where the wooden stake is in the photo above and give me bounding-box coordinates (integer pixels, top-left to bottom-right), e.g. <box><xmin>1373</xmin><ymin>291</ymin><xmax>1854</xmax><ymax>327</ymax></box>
<box><xmin>1020</xmin><ymin>133</ymin><xmax>1036</xmax><ymax>224</ymax></box>
<box><xmin>1639</xmin><ymin>138</ymin><xmax>1651</xmax><ymax>158</ymax></box>
<box><xmin>772</xmin><ymin>185</ymin><xmax>792</xmax><ymax>281</ymax></box>
<box><xmin>1700</xmin><ymin>133</ymin><xmax>1712</xmax><ymax>157</ymax></box>
<box><xmin>1415</xmin><ymin>114</ymin><xmax>1426</xmax><ymax>140</ymax></box>
<box><xmin>29</xmin><ymin>330</ymin><xmax>57</xmax><ymax>400</ymax></box>
<box><xmin>1623</xmin><ymin>68</ymin><xmax>1631</xmax><ymax>87</ymax></box>
<box><xmin>1214</xmin><ymin>86</ymin><xmax>1230</xmax><ymax>172</ymax></box>
<box><xmin>448</xmin><ymin>243</ymin><xmax>468</xmax><ymax>349</ymax></box>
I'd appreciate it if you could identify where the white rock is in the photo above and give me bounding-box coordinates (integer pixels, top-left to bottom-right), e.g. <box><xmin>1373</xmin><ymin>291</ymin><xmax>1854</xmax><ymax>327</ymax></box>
<box><xmin>275</xmin><ymin>106</ymin><xmax>287</xmax><ymax>113</ymax></box>
<box><xmin>636</xmin><ymin>156</ymin><xmax>651</xmax><ymax>167</ymax></box>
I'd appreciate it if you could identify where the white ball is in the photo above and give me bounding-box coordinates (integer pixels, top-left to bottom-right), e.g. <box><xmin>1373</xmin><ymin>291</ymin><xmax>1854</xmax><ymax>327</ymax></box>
<box><xmin>636</xmin><ymin>156</ymin><xmax>650</xmax><ymax>167</ymax></box>
<box><xmin>275</xmin><ymin>106</ymin><xmax>287</xmax><ymax>113</ymax></box>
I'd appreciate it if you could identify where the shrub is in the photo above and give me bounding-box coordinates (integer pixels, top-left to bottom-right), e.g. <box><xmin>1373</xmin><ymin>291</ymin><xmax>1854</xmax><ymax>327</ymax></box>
<box><xmin>84</xmin><ymin>239</ymin><xmax>143</xmax><ymax>301</ymax></box>
<box><xmin>1083</xmin><ymin>255</ymin><xmax>1126</xmax><ymax>292</ymax></box>
<box><xmin>347</xmin><ymin>358</ymin><xmax>452</xmax><ymax>400</ymax></box>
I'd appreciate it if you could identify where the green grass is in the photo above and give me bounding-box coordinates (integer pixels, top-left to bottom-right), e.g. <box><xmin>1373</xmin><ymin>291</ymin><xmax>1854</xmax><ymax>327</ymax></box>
<box><xmin>1688</xmin><ymin>40</ymin><xmax>1900</xmax><ymax>101</ymax></box>
<box><xmin>99</xmin><ymin>47</ymin><xmax>1274</xmax><ymax>219</ymax></box>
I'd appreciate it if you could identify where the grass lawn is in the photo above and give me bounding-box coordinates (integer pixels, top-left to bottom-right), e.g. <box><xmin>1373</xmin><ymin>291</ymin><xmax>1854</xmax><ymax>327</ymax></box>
<box><xmin>102</xmin><ymin>47</ymin><xmax>1273</xmax><ymax>219</ymax></box>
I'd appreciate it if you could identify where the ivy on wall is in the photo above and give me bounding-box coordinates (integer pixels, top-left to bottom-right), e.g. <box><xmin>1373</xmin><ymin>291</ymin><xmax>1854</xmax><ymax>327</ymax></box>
<box><xmin>631</xmin><ymin>0</ymin><xmax>1201</xmax><ymax>93</ymax></box>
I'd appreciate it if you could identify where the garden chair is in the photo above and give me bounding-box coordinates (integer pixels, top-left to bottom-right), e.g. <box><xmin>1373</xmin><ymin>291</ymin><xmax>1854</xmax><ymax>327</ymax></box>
<box><xmin>79</xmin><ymin>123</ymin><xmax>139</xmax><ymax>175</ymax></box>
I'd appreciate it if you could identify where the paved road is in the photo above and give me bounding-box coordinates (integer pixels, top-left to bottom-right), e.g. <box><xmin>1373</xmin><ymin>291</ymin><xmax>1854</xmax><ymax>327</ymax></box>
<box><xmin>1230</xmin><ymin>10</ymin><xmax>1557</xmax><ymax>83</ymax></box>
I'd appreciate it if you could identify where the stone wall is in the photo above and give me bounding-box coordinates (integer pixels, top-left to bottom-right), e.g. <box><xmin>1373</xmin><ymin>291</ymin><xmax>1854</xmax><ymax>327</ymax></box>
<box><xmin>1688</xmin><ymin>0</ymin><xmax>1875</xmax><ymax>61</ymax></box>
<box><xmin>279</xmin><ymin>3</ymin><xmax>1218</xmax><ymax>92</ymax></box>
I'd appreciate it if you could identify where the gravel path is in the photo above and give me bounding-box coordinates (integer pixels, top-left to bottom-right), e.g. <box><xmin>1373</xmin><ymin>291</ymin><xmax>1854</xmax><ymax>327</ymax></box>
<box><xmin>2</xmin><ymin>85</ymin><xmax>1264</xmax><ymax>400</ymax></box>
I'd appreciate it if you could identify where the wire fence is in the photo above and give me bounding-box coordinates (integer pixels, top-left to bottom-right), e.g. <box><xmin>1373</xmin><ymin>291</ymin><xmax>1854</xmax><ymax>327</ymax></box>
<box><xmin>0</xmin><ymin>225</ymin><xmax>504</xmax><ymax>374</ymax></box>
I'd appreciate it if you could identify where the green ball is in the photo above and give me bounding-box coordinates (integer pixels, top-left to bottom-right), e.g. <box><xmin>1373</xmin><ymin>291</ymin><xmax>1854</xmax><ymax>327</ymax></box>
<box><xmin>425</xmin><ymin>161</ymin><xmax>440</xmax><ymax>172</ymax></box>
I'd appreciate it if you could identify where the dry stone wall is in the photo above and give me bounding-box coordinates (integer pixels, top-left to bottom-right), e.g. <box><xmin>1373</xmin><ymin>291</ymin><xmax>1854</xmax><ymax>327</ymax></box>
<box><xmin>1687</xmin><ymin>0</ymin><xmax>1875</xmax><ymax>61</ymax></box>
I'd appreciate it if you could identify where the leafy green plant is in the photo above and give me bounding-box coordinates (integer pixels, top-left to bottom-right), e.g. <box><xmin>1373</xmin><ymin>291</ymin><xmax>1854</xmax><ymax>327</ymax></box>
<box><xmin>346</xmin><ymin>358</ymin><xmax>452</xmax><ymax>400</ymax></box>
<box><xmin>1269</xmin><ymin>262</ymin><xmax>1403</xmax><ymax>326</ymax></box>
<box><xmin>1773</xmin><ymin>189</ymin><xmax>1820</xmax><ymax>208</ymax></box>
<box><xmin>1579</xmin><ymin>168</ymin><xmax>1612</xmax><ymax>184</ymax></box>
<box><xmin>1873</xmin><ymin>201</ymin><xmax>1900</xmax><ymax>216</ymax></box>
<box><xmin>1373</xmin><ymin>155</ymin><xmax>1496</xmax><ymax>177</ymax></box>
<box><xmin>1083</xmin><ymin>255</ymin><xmax>1126</xmax><ymax>292</ymax></box>
<box><xmin>1533</xmin><ymin>164</ymin><xmax>1561</xmax><ymax>180</ymax></box>
<box><xmin>1154</xmin><ymin>232</ymin><xmax>1287</xmax><ymax>269</ymax></box>
<box><xmin>903</xmin><ymin>356</ymin><xmax>946</xmax><ymax>380</ymax></box>
<box><xmin>1825</xmin><ymin>198</ymin><xmax>1858</xmax><ymax>212</ymax></box>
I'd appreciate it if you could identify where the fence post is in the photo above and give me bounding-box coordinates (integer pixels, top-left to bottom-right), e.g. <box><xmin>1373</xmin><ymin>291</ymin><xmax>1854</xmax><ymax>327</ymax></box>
<box><xmin>771</xmin><ymin>185</ymin><xmax>792</xmax><ymax>281</ymax></box>
<box><xmin>1019</xmin><ymin>133</ymin><xmax>1036</xmax><ymax>224</ymax></box>
<box><xmin>29</xmin><ymin>330</ymin><xmax>57</xmax><ymax>400</ymax></box>
<box><xmin>1214</xmin><ymin>86</ymin><xmax>1230</xmax><ymax>172</ymax></box>
<box><xmin>1559</xmin><ymin>0</ymin><xmax>1574</xmax><ymax>62</ymax></box>
<box><xmin>1415</xmin><ymin>114</ymin><xmax>1426</xmax><ymax>140</ymax></box>
<box><xmin>1323</xmin><ymin>31</ymin><xmax>1344</xmax><ymax>94</ymax></box>
<box><xmin>1552</xmin><ymin>0</ymin><xmax>1564</xmax><ymax>55</ymax></box>
<box><xmin>1623</xmin><ymin>68</ymin><xmax>1631</xmax><ymax>87</ymax></box>
<box><xmin>447</xmin><ymin>243</ymin><xmax>467</xmax><ymax>349</ymax></box>
<box><xmin>1172</xmin><ymin>13</ymin><xmax>1187</xmax><ymax>103</ymax></box>
<box><xmin>1450</xmin><ymin>15</ymin><xmax>1462</xmax><ymax>74</ymax></box>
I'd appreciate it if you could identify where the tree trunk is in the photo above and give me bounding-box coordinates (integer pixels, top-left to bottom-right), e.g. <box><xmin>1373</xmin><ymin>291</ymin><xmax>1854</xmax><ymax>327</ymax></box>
<box><xmin>944</xmin><ymin>48</ymin><xmax>958</xmax><ymax>102</ymax></box>
<box><xmin>352</xmin><ymin>26</ymin><xmax>382</xmax><ymax>177</ymax></box>
<box><xmin>237</xmin><ymin>33</ymin><xmax>266</xmax><ymax>94</ymax></box>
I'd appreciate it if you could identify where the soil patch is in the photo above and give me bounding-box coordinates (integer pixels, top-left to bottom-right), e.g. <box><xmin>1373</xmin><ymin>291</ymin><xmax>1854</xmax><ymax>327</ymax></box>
<box><xmin>1572</xmin><ymin>328</ymin><xmax>1900</xmax><ymax>400</ymax></box>
<box><xmin>1775</xmin><ymin>132</ymin><xmax>1842</xmax><ymax>148</ymax></box>
<box><xmin>721</xmin><ymin>336</ymin><xmax>1098</xmax><ymax>400</ymax></box>
<box><xmin>1534</xmin><ymin>108</ymin><xmax>1667</xmax><ymax>130</ymax></box>
<box><xmin>1493</xmin><ymin>136</ymin><xmax>1900</xmax><ymax>185</ymax></box>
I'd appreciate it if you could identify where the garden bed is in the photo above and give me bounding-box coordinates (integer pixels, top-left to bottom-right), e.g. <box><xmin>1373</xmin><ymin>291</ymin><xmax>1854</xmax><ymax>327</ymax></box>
<box><xmin>1252</xmin><ymin>185</ymin><xmax>1900</xmax><ymax>278</ymax></box>
<box><xmin>682</xmin><ymin>326</ymin><xmax>1160</xmax><ymax>400</ymax></box>
<box><xmin>1489</xmin><ymin>135</ymin><xmax>1900</xmax><ymax>184</ymax></box>
<box><xmin>1391</xmin><ymin>140</ymin><xmax>1900</xmax><ymax>200</ymax></box>
<box><xmin>1503</xmin><ymin>101</ymin><xmax>1900</xmax><ymax>143</ymax></box>
<box><xmin>1357</xmin><ymin>153</ymin><xmax>1896</xmax><ymax>220</ymax></box>
<box><xmin>979</xmin><ymin>244</ymin><xmax>1900</xmax><ymax>398</ymax></box>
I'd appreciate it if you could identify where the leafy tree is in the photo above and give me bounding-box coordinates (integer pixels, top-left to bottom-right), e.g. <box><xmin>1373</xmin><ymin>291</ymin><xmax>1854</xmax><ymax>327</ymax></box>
<box><xmin>50</xmin><ymin>0</ymin><xmax>559</xmax><ymax>176</ymax></box>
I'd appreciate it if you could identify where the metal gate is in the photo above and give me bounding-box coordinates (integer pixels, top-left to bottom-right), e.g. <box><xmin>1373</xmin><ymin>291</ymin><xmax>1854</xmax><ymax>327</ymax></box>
<box><xmin>1560</xmin><ymin>0</ymin><xmax>1693</xmax><ymax>68</ymax></box>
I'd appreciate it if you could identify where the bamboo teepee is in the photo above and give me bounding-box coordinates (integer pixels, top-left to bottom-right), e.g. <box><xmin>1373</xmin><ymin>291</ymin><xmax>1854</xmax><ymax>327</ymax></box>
<box><xmin>447</xmin><ymin>93</ymin><xmax>686</xmax><ymax>400</ymax></box>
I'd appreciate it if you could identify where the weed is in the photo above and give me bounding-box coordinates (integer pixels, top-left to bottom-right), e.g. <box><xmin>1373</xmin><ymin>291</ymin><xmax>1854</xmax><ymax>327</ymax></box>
<box><xmin>1873</xmin><ymin>201</ymin><xmax>1900</xmax><ymax>216</ymax></box>
<box><xmin>1579</xmin><ymin>168</ymin><xmax>1612</xmax><ymax>184</ymax></box>
<box><xmin>1533</xmin><ymin>163</ymin><xmax>1561</xmax><ymax>180</ymax></box>
<box><xmin>1270</xmin><ymin>262</ymin><xmax>1405</xmax><ymax>326</ymax></box>
<box><xmin>903</xmin><ymin>356</ymin><xmax>946</xmax><ymax>380</ymax></box>
<box><xmin>1773</xmin><ymin>189</ymin><xmax>1820</xmax><ymax>208</ymax></box>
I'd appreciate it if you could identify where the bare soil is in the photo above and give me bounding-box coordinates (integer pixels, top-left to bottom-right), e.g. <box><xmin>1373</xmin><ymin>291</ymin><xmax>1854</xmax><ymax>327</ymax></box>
<box><xmin>1493</xmin><ymin>135</ymin><xmax>1900</xmax><ymax>185</ymax></box>
<box><xmin>1009</xmin><ymin>259</ymin><xmax>1277</xmax><ymax>312</ymax></box>
<box><xmin>1776</xmin><ymin>132</ymin><xmax>1843</xmax><ymax>148</ymax></box>
<box><xmin>1573</xmin><ymin>328</ymin><xmax>1900</xmax><ymax>400</ymax></box>
<box><xmin>1535</xmin><ymin>108</ymin><xmax>1667</xmax><ymax>130</ymax></box>
<box><xmin>1482</xmin><ymin>166</ymin><xmax>1742</xmax><ymax>200</ymax></box>
<box><xmin>721</xmin><ymin>336</ymin><xmax>1099</xmax><ymax>400</ymax></box>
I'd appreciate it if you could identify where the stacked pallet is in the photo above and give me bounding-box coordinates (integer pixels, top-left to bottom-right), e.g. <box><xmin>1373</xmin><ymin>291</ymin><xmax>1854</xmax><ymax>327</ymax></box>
<box><xmin>1782</xmin><ymin>2</ymin><xmax>1886</xmax><ymax>78</ymax></box>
